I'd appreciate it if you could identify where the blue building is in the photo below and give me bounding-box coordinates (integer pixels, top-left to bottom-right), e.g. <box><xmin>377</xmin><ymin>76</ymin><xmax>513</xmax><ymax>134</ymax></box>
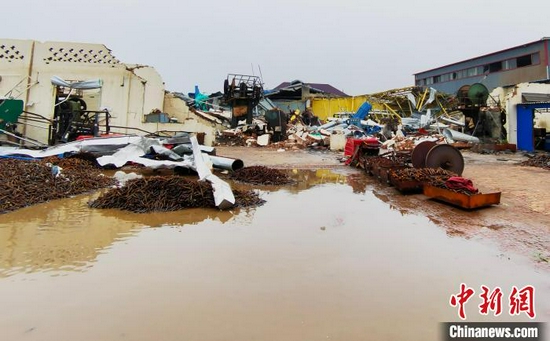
<box><xmin>414</xmin><ymin>38</ymin><xmax>550</xmax><ymax>95</ymax></box>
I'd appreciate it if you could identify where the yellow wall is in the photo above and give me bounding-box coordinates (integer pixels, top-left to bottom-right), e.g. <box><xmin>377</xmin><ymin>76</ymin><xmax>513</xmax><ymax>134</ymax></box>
<box><xmin>311</xmin><ymin>96</ymin><xmax>385</xmax><ymax>121</ymax></box>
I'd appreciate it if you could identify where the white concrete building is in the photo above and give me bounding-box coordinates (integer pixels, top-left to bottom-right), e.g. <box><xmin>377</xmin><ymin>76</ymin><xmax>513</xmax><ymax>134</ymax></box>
<box><xmin>0</xmin><ymin>39</ymin><xmax>221</xmax><ymax>145</ymax></box>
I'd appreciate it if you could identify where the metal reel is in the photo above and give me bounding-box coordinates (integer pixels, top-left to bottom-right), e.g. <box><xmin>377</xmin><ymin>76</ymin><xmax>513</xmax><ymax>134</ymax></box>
<box><xmin>425</xmin><ymin>144</ymin><xmax>464</xmax><ymax>175</ymax></box>
<box><xmin>411</xmin><ymin>140</ymin><xmax>436</xmax><ymax>168</ymax></box>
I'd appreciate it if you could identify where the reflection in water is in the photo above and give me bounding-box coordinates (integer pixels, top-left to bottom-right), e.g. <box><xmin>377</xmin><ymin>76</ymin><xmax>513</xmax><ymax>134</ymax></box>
<box><xmin>370</xmin><ymin>187</ymin><xmax>415</xmax><ymax>217</ymax></box>
<box><xmin>0</xmin><ymin>193</ymin><xmax>241</xmax><ymax>278</ymax></box>
<box><xmin>345</xmin><ymin>173</ymin><xmax>370</xmax><ymax>193</ymax></box>
<box><xmin>230</xmin><ymin>168</ymin><xmax>362</xmax><ymax>194</ymax></box>
<box><xmin>0</xmin><ymin>169</ymin><xmax>364</xmax><ymax>278</ymax></box>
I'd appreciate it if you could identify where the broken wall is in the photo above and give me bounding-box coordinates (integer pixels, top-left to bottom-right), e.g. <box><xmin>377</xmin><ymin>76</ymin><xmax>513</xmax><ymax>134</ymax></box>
<box><xmin>491</xmin><ymin>82</ymin><xmax>550</xmax><ymax>144</ymax></box>
<box><xmin>163</xmin><ymin>93</ymin><xmax>218</xmax><ymax>146</ymax></box>
<box><xmin>0</xmin><ymin>39</ymin><xmax>218</xmax><ymax>145</ymax></box>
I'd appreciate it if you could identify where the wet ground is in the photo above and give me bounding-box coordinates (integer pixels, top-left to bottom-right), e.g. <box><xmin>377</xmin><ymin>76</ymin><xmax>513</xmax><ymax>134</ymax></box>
<box><xmin>0</xmin><ymin>167</ymin><xmax>548</xmax><ymax>341</ymax></box>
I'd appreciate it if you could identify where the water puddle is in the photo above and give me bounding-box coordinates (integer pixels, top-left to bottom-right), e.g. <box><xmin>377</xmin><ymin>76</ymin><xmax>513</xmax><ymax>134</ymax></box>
<box><xmin>0</xmin><ymin>168</ymin><xmax>547</xmax><ymax>341</ymax></box>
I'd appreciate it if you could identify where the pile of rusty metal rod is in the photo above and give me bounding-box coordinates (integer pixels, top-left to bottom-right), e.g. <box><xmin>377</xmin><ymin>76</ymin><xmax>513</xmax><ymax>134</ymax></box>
<box><xmin>229</xmin><ymin>166</ymin><xmax>293</xmax><ymax>185</ymax></box>
<box><xmin>0</xmin><ymin>157</ymin><xmax>115</xmax><ymax>214</ymax></box>
<box><xmin>520</xmin><ymin>154</ymin><xmax>550</xmax><ymax>170</ymax></box>
<box><xmin>89</xmin><ymin>176</ymin><xmax>265</xmax><ymax>213</ymax></box>
<box><xmin>364</xmin><ymin>154</ymin><xmax>406</xmax><ymax>172</ymax></box>
<box><xmin>389</xmin><ymin>167</ymin><xmax>457</xmax><ymax>183</ymax></box>
<box><xmin>428</xmin><ymin>178</ymin><xmax>479</xmax><ymax>195</ymax></box>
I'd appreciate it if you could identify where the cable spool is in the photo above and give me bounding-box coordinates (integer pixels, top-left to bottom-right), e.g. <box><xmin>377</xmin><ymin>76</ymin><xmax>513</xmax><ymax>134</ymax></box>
<box><xmin>457</xmin><ymin>85</ymin><xmax>471</xmax><ymax>105</ymax></box>
<box><xmin>467</xmin><ymin>83</ymin><xmax>489</xmax><ymax>106</ymax></box>
<box><xmin>425</xmin><ymin>144</ymin><xmax>464</xmax><ymax>175</ymax></box>
<box><xmin>411</xmin><ymin>141</ymin><xmax>437</xmax><ymax>168</ymax></box>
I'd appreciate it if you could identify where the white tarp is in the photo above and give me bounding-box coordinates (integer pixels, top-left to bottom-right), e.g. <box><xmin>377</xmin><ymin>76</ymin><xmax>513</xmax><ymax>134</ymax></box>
<box><xmin>51</xmin><ymin>76</ymin><xmax>103</xmax><ymax>90</ymax></box>
<box><xmin>0</xmin><ymin>134</ymin><xmax>236</xmax><ymax>210</ymax></box>
<box><xmin>96</xmin><ymin>137</ymin><xmax>193</xmax><ymax>169</ymax></box>
<box><xmin>97</xmin><ymin>135</ymin><xmax>235</xmax><ymax>209</ymax></box>
<box><xmin>190</xmin><ymin>136</ymin><xmax>235</xmax><ymax>210</ymax></box>
<box><xmin>0</xmin><ymin>135</ymin><xmax>143</xmax><ymax>158</ymax></box>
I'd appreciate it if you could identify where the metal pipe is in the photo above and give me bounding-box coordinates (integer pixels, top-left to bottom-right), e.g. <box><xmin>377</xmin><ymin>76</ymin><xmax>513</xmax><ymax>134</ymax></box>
<box><xmin>0</xmin><ymin>128</ymin><xmax>46</xmax><ymax>147</ymax></box>
<box><xmin>209</xmin><ymin>155</ymin><xmax>244</xmax><ymax>171</ymax></box>
<box><xmin>442</xmin><ymin>128</ymin><xmax>480</xmax><ymax>143</ymax></box>
<box><xmin>319</xmin><ymin>119</ymin><xmax>345</xmax><ymax>130</ymax></box>
<box><xmin>439</xmin><ymin>116</ymin><xmax>465</xmax><ymax>127</ymax></box>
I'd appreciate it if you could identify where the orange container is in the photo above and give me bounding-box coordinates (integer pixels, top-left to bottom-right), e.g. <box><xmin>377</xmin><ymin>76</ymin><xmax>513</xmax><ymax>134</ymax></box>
<box><xmin>423</xmin><ymin>185</ymin><xmax>501</xmax><ymax>209</ymax></box>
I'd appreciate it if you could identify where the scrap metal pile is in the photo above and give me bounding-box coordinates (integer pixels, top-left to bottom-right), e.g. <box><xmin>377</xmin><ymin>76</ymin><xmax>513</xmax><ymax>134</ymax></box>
<box><xmin>355</xmin><ymin>141</ymin><xmax>501</xmax><ymax>209</ymax></box>
<box><xmin>520</xmin><ymin>154</ymin><xmax>550</xmax><ymax>170</ymax></box>
<box><xmin>389</xmin><ymin>167</ymin><xmax>458</xmax><ymax>184</ymax></box>
<box><xmin>0</xmin><ymin>156</ymin><xmax>115</xmax><ymax>214</ymax></box>
<box><xmin>215</xmin><ymin>122</ymin><xmax>330</xmax><ymax>150</ymax></box>
<box><xmin>364</xmin><ymin>152</ymin><xmax>458</xmax><ymax>192</ymax></box>
<box><xmin>0</xmin><ymin>135</ymin><xmax>262</xmax><ymax>213</ymax></box>
<box><xmin>363</xmin><ymin>151</ymin><xmax>410</xmax><ymax>171</ymax></box>
<box><xmin>89</xmin><ymin>176</ymin><xmax>265</xmax><ymax>213</ymax></box>
<box><xmin>229</xmin><ymin>166</ymin><xmax>293</xmax><ymax>185</ymax></box>
<box><xmin>428</xmin><ymin>176</ymin><xmax>479</xmax><ymax>196</ymax></box>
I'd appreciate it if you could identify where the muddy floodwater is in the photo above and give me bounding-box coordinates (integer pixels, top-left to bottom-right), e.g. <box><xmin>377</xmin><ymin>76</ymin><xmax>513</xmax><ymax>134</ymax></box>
<box><xmin>0</xmin><ymin>169</ymin><xmax>548</xmax><ymax>341</ymax></box>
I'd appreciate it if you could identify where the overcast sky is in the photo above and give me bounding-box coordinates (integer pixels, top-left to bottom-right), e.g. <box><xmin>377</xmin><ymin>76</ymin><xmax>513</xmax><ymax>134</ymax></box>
<box><xmin>3</xmin><ymin>0</ymin><xmax>550</xmax><ymax>96</ymax></box>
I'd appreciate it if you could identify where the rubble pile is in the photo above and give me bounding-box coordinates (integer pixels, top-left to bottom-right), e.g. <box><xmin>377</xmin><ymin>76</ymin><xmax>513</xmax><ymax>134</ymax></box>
<box><xmin>0</xmin><ymin>157</ymin><xmax>115</xmax><ymax>214</ymax></box>
<box><xmin>215</xmin><ymin>124</ymin><xmax>331</xmax><ymax>150</ymax></box>
<box><xmin>89</xmin><ymin>176</ymin><xmax>265</xmax><ymax>213</ymax></box>
<box><xmin>229</xmin><ymin>166</ymin><xmax>293</xmax><ymax>185</ymax></box>
<box><xmin>214</xmin><ymin>131</ymin><xmax>250</xmax><ymax>146</ymax></box>
<box><xmin>520</xmin><ymin>154</ymin><xmax>550</xmax><ymax>170</ymax></box>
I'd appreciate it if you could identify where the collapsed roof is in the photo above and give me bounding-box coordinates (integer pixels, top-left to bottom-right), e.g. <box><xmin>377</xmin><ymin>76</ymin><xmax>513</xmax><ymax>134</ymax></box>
<box><xmin>266</xmin><ymin>80</ymin><xmax>349</xmax><ymax>99</ymax></box>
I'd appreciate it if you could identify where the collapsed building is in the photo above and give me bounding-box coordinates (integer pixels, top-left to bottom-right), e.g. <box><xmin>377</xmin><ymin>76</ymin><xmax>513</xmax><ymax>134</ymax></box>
<box><xmin>0</xmin><ymin>39</ymin><xmax>224</xmax><ymax>146</ymax></box>
<box><xmin>264</xmin><ymin>80</ymin><xmax>349</xmax><ymax>115</ymax></box>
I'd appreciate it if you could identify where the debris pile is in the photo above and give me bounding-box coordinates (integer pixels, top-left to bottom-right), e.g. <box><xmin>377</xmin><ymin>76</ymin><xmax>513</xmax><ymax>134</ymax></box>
<box><xmin>215</xmin><ymin>130</ymin><xmax>250</xmax><ymax>146</ymax></box>
<box><xmin>214</xmin><ymin>123</ymin><xmax>330</xmax><ymax>150</ymax></box>
<box><xmin>0</xmin><ymin>157</ymin><xmax>115</xmax><ymax>214</ymax></box>
<box><xmin>229</xmin><ymin>166</ymin><xmax>293</xmax><ymax>185</ymax></box>
<box><xmin>360</xmin><ymin>141</ymin><xmax>499</xmax><ymax>208</ymax></box>
<box><xmin>520</xmin><ymin>154</ymin><xmax>550</xmax><ymax>170</ymax></box>
<box><xmin>382</xmin><ymin>134</ymin><xmax>446</xmax><ymax>152</ymax></box>
<box><xmin>89</xmin><ymin>176</ymin><xmax>265</xmax><ymax>213</ymax></box>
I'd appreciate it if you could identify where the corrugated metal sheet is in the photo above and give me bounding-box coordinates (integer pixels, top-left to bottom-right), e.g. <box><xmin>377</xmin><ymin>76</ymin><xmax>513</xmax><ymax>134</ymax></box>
<box><xmin>522</xmin><ymin>92</ymin><xmax>550</xmax><ymax>103</ymax></box>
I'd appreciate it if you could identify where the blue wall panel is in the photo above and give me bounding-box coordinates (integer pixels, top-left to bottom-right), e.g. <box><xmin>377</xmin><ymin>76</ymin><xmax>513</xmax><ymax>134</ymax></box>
<box><xmin>517</xmin><ymin>103</ymin><xmax>550</xmax><ymax>151</ymax></box>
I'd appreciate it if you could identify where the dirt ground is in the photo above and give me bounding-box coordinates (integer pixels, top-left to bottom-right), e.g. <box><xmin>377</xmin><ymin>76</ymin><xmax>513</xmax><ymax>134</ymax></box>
<box><xmin>216</xmin><ymin>145</ymin><xmax>550</xmax><ymax>268</ymax></box>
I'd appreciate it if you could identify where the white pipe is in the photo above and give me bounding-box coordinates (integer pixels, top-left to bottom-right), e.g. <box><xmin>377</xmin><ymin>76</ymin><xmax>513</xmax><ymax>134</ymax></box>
<box><xmin>209</xmin><ymin>155</ymin><xmax>244</xmax><ymax>171</ymax></box>
<box><xmin>442</xmin><ymin>128</ymin><xmax>480</xmax><ymax>143</ymax></box>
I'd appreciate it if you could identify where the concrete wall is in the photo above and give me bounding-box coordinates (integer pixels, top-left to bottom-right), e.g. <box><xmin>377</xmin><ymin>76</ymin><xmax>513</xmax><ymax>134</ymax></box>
<box><xmin>0</xmin><ymin>39</ymin><xmax>219</xmax><ymax>145</ymax></box>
